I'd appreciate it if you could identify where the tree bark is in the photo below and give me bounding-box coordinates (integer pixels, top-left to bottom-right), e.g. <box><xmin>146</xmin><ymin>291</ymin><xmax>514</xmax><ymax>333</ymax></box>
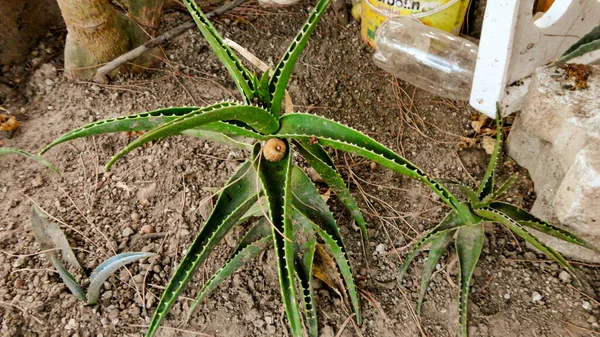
<box><xmin>128</xmin><ymin>0</ymin><xmax>167</xmax><ymax>35</ymax></box>
<box><xmin>56</xmin><ymin>0</ymin><xmax>162</xmax><ymax>79</ymax></box>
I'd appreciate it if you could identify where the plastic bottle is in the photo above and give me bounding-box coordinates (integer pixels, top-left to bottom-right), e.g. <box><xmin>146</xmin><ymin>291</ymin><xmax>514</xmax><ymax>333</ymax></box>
<box><xmin>373</xmin><ymin>17</ymin><xmax>478</xmax><ymax>101</ymax></box>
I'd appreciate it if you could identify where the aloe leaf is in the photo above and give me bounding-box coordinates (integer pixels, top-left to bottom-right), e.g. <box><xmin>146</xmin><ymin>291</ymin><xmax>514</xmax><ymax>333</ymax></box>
<box><xmin>295</xmin><ymin>139</ymin><xmax>369</xmax><ymax>243</ymax></box>
<box><xmin>477</xmin><ymin>103</ymin><xmax>503</xmax><ymax>200</ymax></box>
<box><xmin>187</xmin><ymin>219</ymin><xmax>272</xmax><ymax>320</ymax></box>
<box><xmin>30</xmin><ymin>206</ymin><xmax>81</xmax><ymax>270</ymax></box>
<box><xmin>183</xmin><ymin>0</ymin><xmax>255</xmax><ymax>103</ymax></box>
<box><xmin>417</xmin><ymin>230</ymin><xmax>453</xmax><ymax>314</ymax></box>
<box><xmin>181</xmin><ymin>129</ymin><xmax>254</xmax><ymax>151</ymax></box>
<box><xmin>107</xmin><ymin>104</ymin><xmax>279</xmax><ymax>170</ymax></box>
<box><xmin>398</xmin><ymin>211</ymin><xmax>464</xmax><ymax>282</ymax></box>
<box><xmin>455</xmin><ymin>224</ymin><xmax>484</xmax><ymax>337</ymax></box>
<box><xmin>49</xmin><ymin>255</ymin><xmax>86</xmax><ymax>301</ymax></box>
<box><xmin>291</xmin><ymin>210</ymin><xmax>318</xmax><ymax>337</ymax></box>
<box><xmin>433</xmin><ymin>178</ymin><xmax>479</xmax><ymax>205</ymax></box>
<box><xmin>289</xmin><ymin>166</ymin><xmax>361</xmax><ymax>325</ymax></box>
<box><xmin>87</xmin><ymin>252</ymin><xmax>156</xmax><ymax>305</ymax></box>
<box><xmin>269</xmin><ymin>0</ymin><xmax>331</xmax><ymax>115</ymax></box>
<box><xmin>490</xmin><ymin>174</ymin><xmax>518</xmax><ymax>202</ymax></box>
<box><xmin>258</xmin><ymin>69</ymin><xmax>272</xmax><ymax>108</ymax></box>
<box><xmin>276</xmin><ymin>113</ymin><xmax>460</xmax><ymax>211</ymax></box>
<box><xmin>252</xmin><ymin>143</ymin><xmax>303</xmax><ymax>337</ymax></box>
<box><xmin>1</xmin><ymin>147</ymin><xmax>59</xmax><ymax>174</ymax></box>
<box><xmin>146</xmin><ymin>160</ymin><xmax>260</xmax><ymax>337</ymax></box>
<box><xmin>557</xmin><ymin>25</ymin><xmax>600</xmax><ymax>64</ymax></box>
<box><xmin>488</xmin><ymin>202</ymin><xmax>600</xmax><ymax>254</ymax></box>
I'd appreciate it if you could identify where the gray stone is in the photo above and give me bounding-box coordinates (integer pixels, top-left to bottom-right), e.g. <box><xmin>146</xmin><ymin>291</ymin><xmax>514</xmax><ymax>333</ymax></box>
<box><xmin>507</xmin><ymin>65</ymin><xmax>600</xmax><ymax>262</ymax></box>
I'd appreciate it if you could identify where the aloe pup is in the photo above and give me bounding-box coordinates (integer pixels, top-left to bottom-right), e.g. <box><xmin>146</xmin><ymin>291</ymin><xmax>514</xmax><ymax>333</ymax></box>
<box><xmin>41</xmin><ymin>1</ymin><xmax>599</xmax><ymax>336</ymax></box>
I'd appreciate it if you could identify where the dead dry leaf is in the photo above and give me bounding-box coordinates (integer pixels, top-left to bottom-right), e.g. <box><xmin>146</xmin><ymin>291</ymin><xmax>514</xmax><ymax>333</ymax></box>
<box><xmin>482</xmin><ymin>136</ymin><xmax>496</xmax><ymax>155</ymax></box>
<box><xmin>0</xmin><ymin>115</ymin><xmax>19</xmax><ymax>132</ymax></box>
<box><xmin>470</xmin><ymin>114</ymin><xmax>488</xmax><ymax>134</ymax></box>
<box><xmin>312</xmin><ymin>244</ymin><xmax>348</xmax><ymax>305</ymax></box>
<box><xmin>459</xmin><ymin>136</ymin><xmax>476</xmax><ymax>150</ymax></box>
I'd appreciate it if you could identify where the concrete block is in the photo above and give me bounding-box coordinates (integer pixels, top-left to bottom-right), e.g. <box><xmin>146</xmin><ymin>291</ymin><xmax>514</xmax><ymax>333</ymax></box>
<box><xmin>507</xmin><ymin>65</ymin><xmax>600</xmax><ymax>262</ymax></box>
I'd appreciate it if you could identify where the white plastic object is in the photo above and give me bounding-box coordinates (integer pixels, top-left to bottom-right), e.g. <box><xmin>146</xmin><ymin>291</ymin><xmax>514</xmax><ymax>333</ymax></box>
<box><xmin>470</xmin><ymin>0</ymin><xmax>600</xmax><ymax>117</ymax></box>
<box><xmin>372</xmin><ymin>17</ymin><xmax>478</xmax><ymax>101</ymax></box>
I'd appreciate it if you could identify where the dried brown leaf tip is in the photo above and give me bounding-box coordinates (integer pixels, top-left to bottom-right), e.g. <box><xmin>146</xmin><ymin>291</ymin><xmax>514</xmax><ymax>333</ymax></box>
<box><xmin>0</xmin><ymin>114</ymin><xmax>19</xmax><ymax>132</ymax></box>
<box><xmin>558</xmin><ymin>63</ymin><xmax>590</xmax><ymax>90</ymax></box>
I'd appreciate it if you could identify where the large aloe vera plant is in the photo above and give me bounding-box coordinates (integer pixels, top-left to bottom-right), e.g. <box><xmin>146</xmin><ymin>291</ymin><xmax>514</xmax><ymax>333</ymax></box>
<box><xmin>39</xmin><ymin>0</ymin><xmax>598</xmax><ymax>336</ymax></box>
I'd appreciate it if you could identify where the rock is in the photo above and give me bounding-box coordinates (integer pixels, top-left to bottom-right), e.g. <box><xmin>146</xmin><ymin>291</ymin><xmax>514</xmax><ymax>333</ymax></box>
<box><xmin>13</xmin><ymin>256</ymin><xmax>27</xmax><ymax>268</ymax></box>
<box><xmin>583</xmin><ymin>301</ymin><xmax>592</xmax><ymax>311</ymax></box>
<box><xmin>306</xmin><ymin>167</ymin><xmax>324</xmax><ymax>183</ymax></box>
<box><xmin>122</xmin><ymin>227</ymin><xmax>134</xmax><ymax>237</ymax></box>
<box><xmin>507</xmin><ymin>65</ymin><xmax>600</xmax><ymax>262</ymax></box>
<box><xmin>131</xmin><ymin>212</ymin><xmax>140</xmax><ymax>222</ymax></box>
<box><xmin>558</xmin><ymin>271</ymin><xmax>572</xmax><ymax>283</ymax></box>
<box><xmin>140</xmin><ymin>224</ymin><xmax>154</xmax><ymax>234</ymax></box>
<box><xmin>532</xmin><ymin>291</ymin><xmax>543</xmax><ymax>303</ymax></box>
<box><xmin>44</xmin><ymin>78</ymin><xmax>54</xmax><ymax>86</ymax></box>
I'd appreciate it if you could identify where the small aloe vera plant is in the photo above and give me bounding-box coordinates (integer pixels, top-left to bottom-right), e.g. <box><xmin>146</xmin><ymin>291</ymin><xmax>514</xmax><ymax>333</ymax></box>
<box><xmin>39</xmin><ymin>0</ymin><xmax>598</xmax><ymax>336</ymax></box>
<box><xmin>398</xmin><ymin>110</ymin><xmax>600</xmax><ymax>336</ymax></box>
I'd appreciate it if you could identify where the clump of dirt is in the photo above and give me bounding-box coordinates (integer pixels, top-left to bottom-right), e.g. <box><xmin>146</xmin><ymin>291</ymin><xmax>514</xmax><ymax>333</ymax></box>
<box><xmin>1</xmin><ymin>3</ymin><xmax>599</xmax><ymax>337</ymax></box>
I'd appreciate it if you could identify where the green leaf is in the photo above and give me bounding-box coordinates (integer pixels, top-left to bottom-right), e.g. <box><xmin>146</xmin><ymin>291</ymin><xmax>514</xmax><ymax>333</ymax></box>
<box><xmin>490</xmin><ymin>174</ymin><xmax>518</xmax><ymax>201</ymax></box>
<box><xmin>455</xmin><ymin>224</ymin><xmax>484</xmax><ymax>337</ymax></box>
<box><xmin>433</xmin><ymin>178</ymin><xmax>480</xmax><ymax>205</ymax></box>
<box><xmin>106</xmin><ymin>103</ymin><xmax>279</xmax><ymax>170</ymax></box>
<box><xmin>488</xmin><ymin>202</ymin><xmax>600</xmax><ymax>254</ymax></box>
<box><xmin>475</xmin><ymin>207</ymin><xmax>595</xmax><ymax>297</ymax></box>
<box><xmin>289</xmin><ymin>166</ymin><xmax>361</xmax><ymax>325</ymax></box>
<box><xmin>1</xmin><ymin>147</ymin><xmax>59</xmax><ymax>174</ymax></box>
<box><xmin>181</xmin><ymin>128</ymin><xmax>254</xmax><ymax>151</ymax></box>
<box><xmin>269</xmin><ymin>0</ymin><xmax>331</xmax><ymax>115</ymax></box>
<box><xmin>417</xmin><ymin>230</ymin><xmax>453</xmax><ymax>314</ymax></box>
<box><xmin>49</xmin><ymin>255</ymin><xmax>86</xmax><ymax>301</ymax></box>
<box><xmin>145</xmin><ymin>160</ymin><xmax>260</xmax><ymax>337</ymax></box>
<box><xmin>398</xmin><ymin>211</ymin><xmax>463</xmax><ymax>282</ymax></box>
<box><xmin>87</xmin><ymin>252</ymin><xmax>156</xmax><ymax>305</ymax></box>
<box><xmin>258</xmin><ymin>69</ymin><xmax>272</xmax><ymax>109</ymax></box>
<box><xmin>183</xmin><ymin>0</ymin><xmax>255</xmax><ymax>103</ymax></box>
<box><xmin>557</xmin><ymin>25</ymin><xmax>600</xmax><ymax>65</ymax></box>
<box><xmin>291</xmin><ymin>211</ymin><xmax>318</xmax><ymax>337</ymax></box>
<box><xmin>253</xmin><ymin>143</ymin><xmax>303</xmax><ymax>337</ymax></box>
<box><xmin>295</xmin><ymin>140</ymin><xmax>369</xmax><ymax>243</ymax></box>
<box><xmin>187</xmin><ymin>218</ymin><xmax>272</xmax><ymax>320</ymax></box>
<box><xmin>477</xmin><ymin>103</ymin><xmax>503</xmax><ymax>201</ymax></box>
<box><xmin>277</xmin><ymin>113</ymin><xmax>460</xmax><ymax>211</ymax></box>
<box><xmin>40</xmin><ymin>104</ymin><xmax>267</xmax><ymax>155</ymax></box>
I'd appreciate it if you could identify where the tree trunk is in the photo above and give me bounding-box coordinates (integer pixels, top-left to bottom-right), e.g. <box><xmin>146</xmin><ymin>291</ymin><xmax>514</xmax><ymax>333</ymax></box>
<box><xmin>56</xmin><ymin>0</ymin><xmax>162</xmax><ymax>79</ymax></box>
<box><xmin>128</xmin><ymin>0</ymin><xmax>167</xmax><ymax>35</ymax></box>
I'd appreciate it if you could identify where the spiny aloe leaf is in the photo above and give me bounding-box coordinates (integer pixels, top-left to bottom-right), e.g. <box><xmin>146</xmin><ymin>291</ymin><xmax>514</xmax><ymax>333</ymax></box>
<box><xmin>455</xmin><ymin>224</ymin><xmax>484</xmax><ymax>337</ymax></box>
<box><xmin>398</xmin><ymin>211</ymin><xmax>464</xmax><ymax>282</ymax></box>
<box><xmin>433</xmin><ymin>178</ymin><xmax>479</xmax><ymax>205</ymax></box>
<box><xmin>30</xmin><ymin>206</ymin><xmax>81</xmax><ymax>270</ymax></box>
<box><xmin>252</xmin><ymin>143</ymin><xmax>303</xmax><ymax>337</ymax></box>
<box><xmin>41</xmin><ymin>103</ymin><xmax>267</xmax><ymax>155</ymax></box>
<box><xmin>107</xmin><ymin>104</ymin><xmax>279</xmax><ymax>170</ymax></box>
<box><xmin>181</xmin><ymin>128</ymin><xmax>254</xmax><ymax>151</ymax></box>
<box><xmin>488</xmin><ymin>202</ymin><xmax>600</xmax><ymax>254</ymax></box>
<box><xmin>269</xmin><ymin>0</ymin><xmax>331</xmax><ymax>115</ymax></box>
<box><xmin>183</xmin><ymin>0</ymin><xmax>255</xmax><ymax>103</ymax></box>
<box><xmin>417</xmin><ymin>230</ymin><xmax>453</xmax><ymax>314</ymax></box>
<box><xmin>490</xmin><ymin>174</ymin><xmax>518</xmax><ymax>202</ymax></box>
<box><xmin>146</xmin><ymin>160</ymin><xmax>260</xmax><ymax>337</ymax></box>
<box><xmin>49</xmin><ymin>255</ymin><xmax>85</xmax><ymax>301</ymax></box>
<box><xmin>557</xmin><ymin>25</ymin><xmax>600</xmax><ymax>65</ymax></box>
<box><xmin>187</xmin><ymin>218</ymin><xmax>273</xmax><ymax>320</ymax></box>
<box><xmin>289</xmin><ymin>165</ymin><xmax>362</xmax><ymax>325</ymax></box>
<box><xmin>477</xmin><ymin>103</ymin><xmax>503</xmax><ymax>200</ymax></box>
<box><xmin>1</xmin><ymin>147</ymin><xmax>59</xmax><ymax>174</ymax></box>
<box><xmin>291</xmin><ymin>210</ymin><xmax>318</xmax><ymax>337</ymax></box>
<box><xmin>258</xmin><ymin>69</ymin><xmax>272</xmax><ymax>109</ymax></box>
<box><xmin>276</xmin><ymin>113</ymin><xmax>460</xmax><ymax>211</ymax></box>
<box><xmin>87</xmin><ymin>252</ymin><xmax>156</xmax><ymax>305</ymax></box>
<box><xmin>295</xmin><ymin>139</ymin><xmax>369</xmax><ymax>243</ymax></box>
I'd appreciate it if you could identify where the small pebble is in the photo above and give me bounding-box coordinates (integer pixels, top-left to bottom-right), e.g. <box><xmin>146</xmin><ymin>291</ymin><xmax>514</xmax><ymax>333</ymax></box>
<box><xmin>44</xmin><ymin>79</ymin><xmax>54</xmax><ymax>86</ymax></box>
<box><xmin>503</xmin><ymin>293</ymin><xmax>511</xmax><ymax>300</ymax></box>
<box><xmin>558</xmin><ymin>270</ymin><xmax>572</xmax><ymax>283</ymax></box>
<box><xmin>583</xmin><ymin>301</ymin><xmax>592</xmax><ymax>311</ymax></box>
<box><xmin>122</xmin><ymin>227</ymin><xmax>134</xmax><ymax>237</ymax></box>
<box><xmin>131</xmin><ymin>212</ymin><xmax>140</xmax><ymax>222</ymax></box>
<box><xmin>370</xmin><ymin>162</ymin><xmax>377</xmax><ymax>171</ymax></box>
<box><xmin>532</xmin><ymin>291</ymin><xmax>543</xmax><ymax>303</ymax></box>
<box><xmin>140</xmin><ymin>224</ymin><xmax>155</xmax><ymax>234</ymax></box>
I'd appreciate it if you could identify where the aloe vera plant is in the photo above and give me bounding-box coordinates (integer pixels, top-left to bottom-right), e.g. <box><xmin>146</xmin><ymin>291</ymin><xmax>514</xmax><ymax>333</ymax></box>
<box><xmin>0</xmin><ymin>147</ymin><xmax>58</xmax><ymax>174</ymax></box>
<box><xmin>39</xmin><ymin>0</ymin><xmax>598</xmax><ymax>336</ymax></box>
<box><xmin>398</xmin><ymin>108</ymin><xmax>600</xmax><ymax>336</ymax></box>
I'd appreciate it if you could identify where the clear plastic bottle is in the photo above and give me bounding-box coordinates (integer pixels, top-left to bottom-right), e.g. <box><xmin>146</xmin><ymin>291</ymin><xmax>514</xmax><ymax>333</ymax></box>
<box><xmin>373</xmin><ymin>17</ymin><xmax>478</xmax><ymax>101</ymax></box>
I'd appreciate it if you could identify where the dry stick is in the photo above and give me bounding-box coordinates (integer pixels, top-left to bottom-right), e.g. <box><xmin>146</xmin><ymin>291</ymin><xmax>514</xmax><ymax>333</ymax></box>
<box><xmin>93</xmin><ymin>0</ymin><xmax>250</xmax><ymax>83</ymax></box>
